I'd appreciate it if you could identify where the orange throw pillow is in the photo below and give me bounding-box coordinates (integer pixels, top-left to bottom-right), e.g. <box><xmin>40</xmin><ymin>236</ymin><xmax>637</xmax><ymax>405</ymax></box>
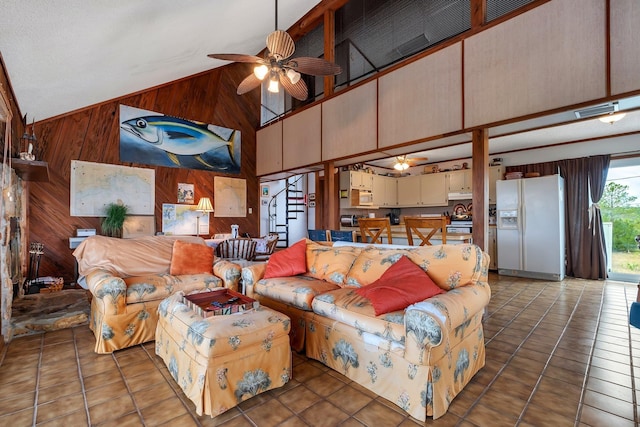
<box><xmin>356</xmin><ymin>255</ymin><xmax>444</xmax><ymax>315</ymax></box>
<box><xmin>170</xmin><ymin>240</ymin><xmax>214</xmax><ymax>275</ymax></box>
<box><xmin>264</xmin><ymin>239</ymin><xmax>307</xmax><ymax>278</ymax></box>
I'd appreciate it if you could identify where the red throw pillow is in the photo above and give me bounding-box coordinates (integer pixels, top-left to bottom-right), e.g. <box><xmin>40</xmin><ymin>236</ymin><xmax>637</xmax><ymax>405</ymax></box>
<box><xmin>264</xmin><ymin>239</ymin><xmax>307</xmax><ymax>278</ymax></box>
<box><xmin>170</xmin><ymin>240</ymin><xmax>214</xmax><ymax>275</ymax></box>
<box><xmin>356</xmin><ymin>255</ymin><xmax>444</xmax><ymax>315</ymax></box>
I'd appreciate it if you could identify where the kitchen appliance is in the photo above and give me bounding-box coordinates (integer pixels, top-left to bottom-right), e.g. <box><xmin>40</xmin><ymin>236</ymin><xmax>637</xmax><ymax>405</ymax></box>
<box><xmin>386</xmin><ymin>209</ymin><xmax>401</xmax><ymax>225</ymax></box>
<box><xmin>496</xmin><ymin>174</ymin><xmax>565</xmax><ymax>281</ymax></box>
<box><xmin>341</xmin><ymin>215</ymin><xmax>359</xmax><ymax>227</ymax></box>
<box><xmin>446</xmin><ymin>220</ymin><xmax>472</xmax><ymax>234</ymax></box>
<box><xmin>357</xmin><ymin>189</ymin><xmax>374</xmax><ymax>206</ymax></box>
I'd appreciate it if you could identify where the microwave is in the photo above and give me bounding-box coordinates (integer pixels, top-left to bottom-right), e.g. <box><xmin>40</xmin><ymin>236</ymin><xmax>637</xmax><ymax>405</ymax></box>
<box><xmin>357</xmin><ymin>190</ymin><xmax>373</xmax><ymax>206</ymax></box>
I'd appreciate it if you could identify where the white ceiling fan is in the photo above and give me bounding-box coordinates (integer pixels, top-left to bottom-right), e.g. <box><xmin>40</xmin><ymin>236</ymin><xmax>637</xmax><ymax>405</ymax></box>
<box><xmin>207</xmin><ymin>0</ymin><xmax>342</xmax><ymax>101</ymax></box>
<box><xmin>393</xmin><ymin>154</ymin><xmax>429</xmax><ymax>170</ymax></box>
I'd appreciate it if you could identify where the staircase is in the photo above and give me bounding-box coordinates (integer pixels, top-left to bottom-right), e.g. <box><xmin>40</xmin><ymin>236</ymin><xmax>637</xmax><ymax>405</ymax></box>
<box><xmin>268</xmin><ymin>176</ymin><xmax>305</xmax><ymax>248</ymax></box>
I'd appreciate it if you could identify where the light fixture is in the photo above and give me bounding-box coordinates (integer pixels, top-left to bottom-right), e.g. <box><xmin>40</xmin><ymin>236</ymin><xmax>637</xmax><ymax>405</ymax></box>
<box><xmin>253</xmin><ymin>64</ymin><xmax>268</xmax><ymax>80</ymax></box>
<box><xmin>394</xmin><ymin>159</ymin><xmax>409</xmax><ymax>171</ymax></box>
<box><xmin>286</xmin><ymin>68</ymin><xmax>301</xmax><ymax>84</ymax></box>
<box><xmin>599</xmin><ymin>112</ymin><xmax>626</xmax><ymax>124</ymax></box>
<box><xmin>195</xmin><ymin>197</ymin><xmax>214</xmax><ymax>236</ymax></box>
<box><xmin>267</xmin><ymin>76</ymin><xmax>280</xmax><ymax>93</ymax></box>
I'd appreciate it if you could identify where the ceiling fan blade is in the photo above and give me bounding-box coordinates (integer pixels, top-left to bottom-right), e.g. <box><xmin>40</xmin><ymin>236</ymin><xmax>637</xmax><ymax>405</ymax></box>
<box><xmin>280</xmin><ymin>76</ymin><xmax>308</xmax><ymax>101</ymax></box>
<box><xmin>289</xmin><ymin>57</ymin><xmax>342</xmax><ymax>75</ymax></box>
<box><xmin>237</xmin><ymin>74</ymin><xmax>262</xmax><ymax>95</ymax></box>
<box><xmin>207</xmin><ymin>53</ymin><xmax>263</xmax><ymax>63</ymax></box>
<box><xmin>266</xmin><ymin>30</ymin><xmax>295</xmax><ymax>60</ymax></box>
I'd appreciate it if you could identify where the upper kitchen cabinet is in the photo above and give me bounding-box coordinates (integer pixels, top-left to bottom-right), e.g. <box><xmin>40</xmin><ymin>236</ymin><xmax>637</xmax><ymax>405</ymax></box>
<box><xmin>345</xmin><ymin>170</ymin><xmax>373</xmax><ymax>190</ymax></box>
<box><xmin>464</xmin><ymin>0</ymin><xmax>606</xmax><ymax>128</ymax></box>
<box><xmin>372</xmin><ymin>174</ymin><xmax>397</xmax><ymax>207</ymax></box>
<box><xmin>378</xmin><ymin>43</ymin><xmax>462</xmax><ymax>148</ymax></box>
<box><xmin>282</xmin><ymin>105</ymin><xmax>321</xmax><ymax>170</ymax></box>
<box><xmin>256</xmin><ymin>121</ymin><xmax>282</xmax><ymax>176</ymax></box>
<box><xmin>489</xmin><ymin>166</ymin><xmax>504</xmax><ymax>204</ymax></box>
<box><xmin>397</xmin><ymin>173</ymin><xmax>447</xmax><ymax>207</ymax></box>
<box><xmin>322</xmin><ymin>81</ymin><xmax>377</xmax><ymax>160</ymax></box>
<box><xmin>610</xmin><ymin>0</ymin><xmax>640</xmax><ymax>95</ymax></box>
<box><xmin>447</xmin><ymin>169</ymin><xmax>472</xmax><ymax>199</ymax></box>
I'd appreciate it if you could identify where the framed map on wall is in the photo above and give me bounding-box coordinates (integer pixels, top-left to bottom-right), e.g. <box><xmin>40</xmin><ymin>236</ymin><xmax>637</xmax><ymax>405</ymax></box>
<box><xmin>214</xmin><ymin>177</ymin><xmax>246</xmax><ymax>217</ymax></box>
<box><xmin>70</xmin><ymin>160</ymin><xmax>155</xmax><ymax>217</ymax></box>
<box><xmin>162</xmin><ymin>204</ymin><xmax>209</xmax><ymax>235</ymax></box>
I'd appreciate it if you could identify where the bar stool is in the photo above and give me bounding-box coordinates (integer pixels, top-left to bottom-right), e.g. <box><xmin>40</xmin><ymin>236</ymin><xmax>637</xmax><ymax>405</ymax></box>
<box><xmin>404</xmin><ymin>216</ymin><xmax>447</xmax><ymax>246</ymax></box>
<box><xmin>358</xmin><ymin>217</ymin><xmax>393</xmax><ymax>244</ymax></box>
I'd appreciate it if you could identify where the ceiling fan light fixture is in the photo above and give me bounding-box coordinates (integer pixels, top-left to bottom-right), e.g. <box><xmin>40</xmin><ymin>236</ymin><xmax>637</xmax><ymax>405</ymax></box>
<box><xmin>267</xmin><ymin>76</ymin><xmax>279</xmax><ymax>93</ymax></box>
<box><xmin>286</xmin><ymin>68</ymin><xmax>300</xmax><ymax>84</ymax></box>
<box><xmin>599</xmin><ymin>112</ymin><xmax>626</xmax><ymax>124</ymax></box>
<box><xmin>253</xmin><ymin>64</ymin><xmax>269</xmax><ymax>80</ymax></box>
<box><xmin>394</xmin><ymin>161</ymin><xmax>409</xmax><ymax>171</ymax></box>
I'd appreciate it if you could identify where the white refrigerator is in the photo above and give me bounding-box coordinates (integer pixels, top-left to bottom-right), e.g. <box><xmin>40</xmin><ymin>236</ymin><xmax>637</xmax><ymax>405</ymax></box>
<box><xmin>496</xmin><ymin>174</ymin><xmax>565</xmax><ymax>281</ymax></box>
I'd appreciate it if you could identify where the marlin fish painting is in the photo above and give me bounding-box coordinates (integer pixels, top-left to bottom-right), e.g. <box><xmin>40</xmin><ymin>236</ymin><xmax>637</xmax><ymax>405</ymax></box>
<box><xmin>119</xmin><ymin>105</ymin><xmax>241</xmax><ymax>173</ymax></box>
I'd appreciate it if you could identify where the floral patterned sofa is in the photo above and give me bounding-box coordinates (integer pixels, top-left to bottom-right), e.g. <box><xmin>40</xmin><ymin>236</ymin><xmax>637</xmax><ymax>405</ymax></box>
<box><xmin>73</xmin><ymin>235</ymin><xmax>241</xmax><ymax>353</ymax></box>
<box><xmin>241</xmin><ymin>239</ymin><xmax>491</xmax><ymax>421</ymax></box>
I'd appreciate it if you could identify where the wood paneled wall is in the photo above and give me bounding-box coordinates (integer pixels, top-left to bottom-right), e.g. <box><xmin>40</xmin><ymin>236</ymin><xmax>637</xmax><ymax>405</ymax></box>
<box><xmin>28</xmin><ymin>63</ymin><xmax>260</xmax><ymax>283</ymax></box>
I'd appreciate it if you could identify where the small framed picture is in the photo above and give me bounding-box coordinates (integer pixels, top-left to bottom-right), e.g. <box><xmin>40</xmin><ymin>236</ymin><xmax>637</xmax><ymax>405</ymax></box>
<box><xmin>178</xmin><ymin>183</ymin><xmax>194</xmax><ymax>204</ymax></box>
<box><xmin>309</xmin><ymin>193</ymin><xmax>316</xmax><ymax>201</ymax></box>
<box><xmin>309</xmin><ymin>201</ymin><xmax>316</xmax><ymax>208</ymax></box>
<box><xmin>261</xmin><ymin>185</ymin><xmax>269</xmax><ymax>197</ymax></box>
<box><xmin>261</xmin><ymin>199</ymin><xmax>268</xmax><ymax>206</ymax></box>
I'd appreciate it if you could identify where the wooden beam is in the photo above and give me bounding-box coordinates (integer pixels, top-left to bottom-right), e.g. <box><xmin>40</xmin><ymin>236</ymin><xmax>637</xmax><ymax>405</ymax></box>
<box><xmin>471</xmin><ymin>0</ymin><xmax>486</xmax><ymax>29</ymax></box>
<box><xmin>471</xmin><ymin>128</ymin><xmax>489</xmax><ymax>250</ymax></box>
<box><xmin>323</xmin><ymin>161</ymin><xmax>338</xmax><ymax>229</ymax></box>
<box><xmin>288</xmin><ymin>0</ymin><xmax>349</xmax><ymax>40</ymax></box>
<box><xmin>323</xmin><ymin>9</ymin><xmax>336</xmax><ymax>98</ymax></box>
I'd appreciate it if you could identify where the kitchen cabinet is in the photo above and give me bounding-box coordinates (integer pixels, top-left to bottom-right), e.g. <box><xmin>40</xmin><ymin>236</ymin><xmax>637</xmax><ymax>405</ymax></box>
<box><xmin>343</xmin><ymin>171</ymin><xmax>373</xmax><ymax>190</ymax></box>
<box><xmin>447</xmin><ymin>169</ymin><xmax>472</xmax><ymax>194</ymax></box>
<box><xmin>372</xmin><ymin>174</ymin><xmax>397</xmax><ymax>207</ymax></box>
<box><xmin>397</xmin><ymin>173</ymin><xmax>447</xmax><ymax>207</ymax></box>
<box><xmin>489</xmin><ymin>166</ymin><xmax>504</xmax><ymax>204</ymax></box>
<box><xmin>488</xmin><ymin>227</ymin><xmax>497</xmax><ymax>270</ymax></box>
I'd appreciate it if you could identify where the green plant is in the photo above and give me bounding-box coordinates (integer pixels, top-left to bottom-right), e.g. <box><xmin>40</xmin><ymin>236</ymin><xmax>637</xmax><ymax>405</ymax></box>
<box><xmin>101</xmin><ymin>203</ymin><xmax>129</xmax><ymax>237</ymax></box>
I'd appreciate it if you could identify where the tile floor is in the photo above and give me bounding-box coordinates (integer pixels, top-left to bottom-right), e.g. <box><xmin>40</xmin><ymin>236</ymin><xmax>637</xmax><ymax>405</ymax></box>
<box><xmin>1</xmin><ymin>273</ymin><xmax>639</xmax><ymax>426</ymax></box>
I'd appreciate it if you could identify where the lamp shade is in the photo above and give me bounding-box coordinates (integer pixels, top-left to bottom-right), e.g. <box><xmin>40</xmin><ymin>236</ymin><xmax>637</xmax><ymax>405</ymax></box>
<box><xmin>196</xmin><ymin>197</ymin><xmax>213</xmax><ymax>212</ymax></box>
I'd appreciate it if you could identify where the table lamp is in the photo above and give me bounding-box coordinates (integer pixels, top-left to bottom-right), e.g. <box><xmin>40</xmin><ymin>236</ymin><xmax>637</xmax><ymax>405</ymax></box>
<box><xmin>195</xmin><ymin>197</ymin><xmax>213</xmax><ymax>236</ymax></box>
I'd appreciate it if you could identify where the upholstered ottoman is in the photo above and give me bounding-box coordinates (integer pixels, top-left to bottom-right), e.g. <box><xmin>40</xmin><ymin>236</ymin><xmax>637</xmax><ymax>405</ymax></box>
<box><xmin>155</xmin><ymin>291</ymin><xmax>292</xmax><ymax>417</ymax></box>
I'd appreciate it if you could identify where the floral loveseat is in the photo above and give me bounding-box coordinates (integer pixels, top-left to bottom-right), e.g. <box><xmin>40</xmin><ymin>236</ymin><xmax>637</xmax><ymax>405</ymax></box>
<box><xmin>241</xmin><ymin>239</ymin><xmax>491</xmax><ymax>421</ymax></box>
<box><xmin>73</xmin><ymin>235</ymin><xmax>241</xmax><ymax>353</ymax></box>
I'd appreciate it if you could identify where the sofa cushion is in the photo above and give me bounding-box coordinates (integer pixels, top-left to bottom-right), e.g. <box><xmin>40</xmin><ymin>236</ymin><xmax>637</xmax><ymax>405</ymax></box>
<box><xmin>170</xmin><ymin>240</ymin><xmax>214</xmax><ymax>275</ymax></box>
<box><xmin>305</xmin><ymin>240</ymin><xmax>361</xmax><ymax>286</ymax></box>
<box><xmin>345</xmin><ymin>247</ymin><xmax>413</xmax><ymax>288</ymax></box>
<box><xmin>356</xmin><ymin>256</ymin><xmax>445</xmax><ymax>315</ymax></box>
<box><xmin>264</xmin><ymin>239</ymin><xmax>307</xmax><ymax>278</ymax></box>
<box><xmin>255</xmin><ymin>275</ymin><xmax>340</xmax><ymax>311</ymax></box>
<box><xmin>312</xmin><ymin>288</ymin><xmax>406</xmax><ymax>345</ymax></box>
<box><xmin>346</xmin><ymin>244</ymin><xmax>484</xmax><ymax>290</ymax></box>
<box><xmin>124</xmin><ymin>274</ymin><xmax>223</xmax><ymax>304</ymax></box>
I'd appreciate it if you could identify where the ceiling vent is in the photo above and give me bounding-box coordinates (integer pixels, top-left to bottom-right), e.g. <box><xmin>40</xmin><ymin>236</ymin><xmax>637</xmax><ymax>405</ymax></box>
<box><xmin>574</xmin><ymin>102</ymin><xmax>618</xmax><ymax>119</ymax></box>
<box><xmin>396</xmin><ymin>34</ymin><xmax>430</xmax><ymax>57</ymax></box>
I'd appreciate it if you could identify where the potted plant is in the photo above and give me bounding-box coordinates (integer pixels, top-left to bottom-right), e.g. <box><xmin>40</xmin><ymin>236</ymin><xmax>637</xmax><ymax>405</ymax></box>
<box><xmin>101</xmin><ymin>202</ymin><xmax>129</xmax><ymax>238</ymax></box>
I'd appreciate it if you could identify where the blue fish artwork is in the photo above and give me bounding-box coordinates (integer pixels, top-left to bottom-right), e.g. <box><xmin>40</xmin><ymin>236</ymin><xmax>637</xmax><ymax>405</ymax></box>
<box><xmin>119</xmin><ymin>105</ymin><xmax>240</xmax><ymax>173</ymax></box>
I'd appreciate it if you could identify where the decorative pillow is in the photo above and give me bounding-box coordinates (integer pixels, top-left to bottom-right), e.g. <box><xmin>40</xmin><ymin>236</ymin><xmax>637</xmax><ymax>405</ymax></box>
<box><xmin>305</xmin><ymin>240</ymin><xmax>361</xmax><ymax>286</ymax></box>
<box><xmin>346</xmin><ymin>247</ymin><xmax>411</xmax><ymax>288</ymax></box>
<box><xmin>254</xmin><ymin>238</ymin><xmax>268</xmax><ymax>253</ymax></box>
<box><xmin>170</xmin><ymin>240</ymin><xmax>214</xmax><ymax>275</ymax></box>
<box><xmin>356</xmin><ymin>255</ymin><xmax>444</xmax><ymax>315</ymax></box>
<box><xmin>264</xmin><ymin>239</ymin><xmax>307</xmax><ymax>278</ymax></box>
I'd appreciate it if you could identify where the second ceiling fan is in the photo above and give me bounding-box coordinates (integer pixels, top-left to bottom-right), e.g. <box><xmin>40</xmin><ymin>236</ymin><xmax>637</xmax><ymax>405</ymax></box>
<box><xmin>207</xmin><ymin>1</ymin><xmax>342</xmax><ymax>101</ymax></box>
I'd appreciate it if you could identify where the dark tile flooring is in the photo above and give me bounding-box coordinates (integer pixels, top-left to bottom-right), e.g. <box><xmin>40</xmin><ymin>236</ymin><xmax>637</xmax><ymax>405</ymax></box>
<box><xmin>0</xmin><ymin>273</ymin><xmax>638</xmax><ymax>426</ymax></box>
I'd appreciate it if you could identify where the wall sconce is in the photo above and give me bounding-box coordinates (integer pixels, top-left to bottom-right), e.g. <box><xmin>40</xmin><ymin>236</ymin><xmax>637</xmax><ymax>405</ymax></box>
<box><xmin>195</xmin><ymin>197</ymin><xmax>213</xmax><ymax>236</ymax></box>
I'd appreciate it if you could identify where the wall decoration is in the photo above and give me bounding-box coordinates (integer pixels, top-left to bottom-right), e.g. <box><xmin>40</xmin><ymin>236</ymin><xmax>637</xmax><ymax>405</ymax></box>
<box><xmin>70</xmin><ymin>160</ymin><xmax>154</xmax><ymax>217</ymax></box>
<box><xmin>261</xmin><ymin>199</ymin><xmax>268</xmax><ymax>206</ymax></box>
<box><xmin>119</xmin><ymin>105</ymin><xmax>241</xmax><ymax>173</ymax></box>
<box><xmin>261</xmin><ymin>185</ymin><xmax>269</xmax><ymax>197</ymax></box>
<box><xmin>162</xmin><ymin>204</ymin><xmax>209</xmax><ymax>235</ymax></box>
<box><xmin>178</xmin><ymin>183</ymin><xmax>194</xmax><ymax>204</ymax></box>
<box><xmin>214</xmin><ymin>177</ymin><xmax>247</xmax><ymax>217</ymax></box>
<box><xmin>123</xmin><ymin>215</ymin><xmax>155</xmax><ymax>238</ymax></box>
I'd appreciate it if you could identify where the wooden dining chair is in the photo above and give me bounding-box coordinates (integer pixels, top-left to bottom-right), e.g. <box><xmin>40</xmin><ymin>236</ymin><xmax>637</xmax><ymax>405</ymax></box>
<box><xmin>404</xmin><ymin>216</ymin><xmax>447</xmax><ymax>246</ymax></box>
<box><xmin>358</xmin><ymin>217</ymin><xmax>393</xmax><ymax>244</ymax></box>
<box><xmin>328</xmin><ymin>230</ymin><xmax>357</xmax><ymax>242</ymax></box>
<box><xmin>217</xmin><ymin>238</ymin><xmax>257</xmax><ymax>260</ymax></box>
